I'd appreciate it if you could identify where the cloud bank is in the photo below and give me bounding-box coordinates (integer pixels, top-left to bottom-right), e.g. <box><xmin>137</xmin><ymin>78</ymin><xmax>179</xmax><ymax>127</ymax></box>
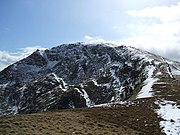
<box><xmin>0</xmin><ymin>46</ymin><xmax>46</xmax><ymax>71</ymax></box>
<box><xmin>85</xmin><ymin>2</ymin><xmax>180</xmax><ymax>62</ymax></box>
<box><xmin>84</xmin><ymin>34</ymin><xmax>180</xmax><ymax>62</ymax></box>
<box><xmin>125</xmin><ymin>2</ymin><xmax>180</xmax><ymax>61</ymax></box>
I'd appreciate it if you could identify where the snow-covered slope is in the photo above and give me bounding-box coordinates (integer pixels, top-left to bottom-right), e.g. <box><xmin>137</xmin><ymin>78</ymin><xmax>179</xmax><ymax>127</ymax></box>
<box><xmin>155</xmin><ymin>100</ymin><xmax>180</xmax><ymax>135</ymax></box>
<box><xmin>0</xmin><ymin>43</ymin><xmax>179</xmax><ymax>118</ymax></box>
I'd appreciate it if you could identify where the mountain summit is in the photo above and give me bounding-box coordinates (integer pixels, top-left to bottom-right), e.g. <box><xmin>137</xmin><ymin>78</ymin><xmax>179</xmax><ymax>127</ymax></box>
<box><xmin>0</xmin><ymin>43</ymin><xmax>179</xmax><ymax>115</ymax></box>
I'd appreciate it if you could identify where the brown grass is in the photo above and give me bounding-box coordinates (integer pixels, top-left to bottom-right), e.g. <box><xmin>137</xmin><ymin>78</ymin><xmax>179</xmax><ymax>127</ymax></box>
<box><xmin>0</xmin><ymin>97</ymin><xmax>162</xmax><ymax>135</ymax></box>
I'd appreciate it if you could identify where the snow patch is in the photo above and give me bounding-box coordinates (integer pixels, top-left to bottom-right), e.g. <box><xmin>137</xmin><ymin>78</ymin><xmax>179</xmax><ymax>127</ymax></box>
<box><xmin>75</xmin><ymin>88</ymin><xmax>94</xmax><ymax>107</ymax></box>
<box><xmin>52</xmin><ymin>73</ymin><xmax>61</xmax><ymax>83</ymax></box>
<box><xmin>154</xmin><ymin>61</ymin><xmax>161</xmax><ymax>65</ymax></box>
<box><xmin>94</xmin><ymin>101</ymin><xmax>137</xmax><ymax>108</ymax></box>
<box><xmin>154</xmin><ymin>82</ymin><xmax>171</xmax><ymax>85</ymax></box>
<box><xmin>0</xmin><ymin>82</ymin><xmax>9</xmax><ymax>89</ymax></box>
<box><xmin>91</xmin><ymin>79</ymin><xmax>111</xmax><ymax>89</ymax></box>
<box><xmin>110</xmin><ymin>69</ymin><xmax>121</xmax><ymax>89</ymax></box>
<box><xmin>166</xmin><ymin>60</ymin><xmax>174</xmax><ymax>65</ymax></box>
<box><xmin>155</xmin><ymin>100</ymin><xmax>180</xmax><ymax>135</ymax></box>
<box><xmin>137</xmin><ymin>65</ymin><xmax>158</xmax><ymax>99</ymax></box>
<box><xmin>161</xmin><ymin>57</ymin><xmax>174</xmax><ymax>79</ymax></box>
<box><xmin>38</xmin><ymin>50</ymin><xmax>45</xmax><ymax>57</ymax></box>
<box><xmin>144</xmin><ymin>57</ymin><xmax>154</xmax><ymax>64</ymax></box>
<box><xmin>113</xmin><ymin>86</ymin><xmax>125</xmax><ymax>101</ymax></box>
<box><xmin>91</xmin><ymin>79</ymin><xmax>99</xmax><ymax>86</ymax></box>
<box><xmin>156</xmin><ymin>72</ymin><xmax>162</xmax><ymax>76</ymax></box>
<box><xmin>7</xmin><ymin>106</ymin><xmax>19</xmax><ymax>115</ymax></box>
<box><xmin>51</xmin><ymin>73</ymin><xmax>67</xmax><ymax>91</ymax></box>
<box><xmin>172</xmin><ymin>68</ymin><xmax>180</xmax><ymax>75</ymax></box>
<box><xmin>94</xmin><ymin>101</ymin><xmax>128</xmax><ymax>107</ymax></box>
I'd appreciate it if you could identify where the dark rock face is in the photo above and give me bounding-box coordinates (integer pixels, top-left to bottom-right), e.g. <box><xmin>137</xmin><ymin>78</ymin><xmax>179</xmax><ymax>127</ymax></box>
<box><xmin>0</xmin><ymin>43</ymin><xmax>179</xmax><ymax>115</ymax></box>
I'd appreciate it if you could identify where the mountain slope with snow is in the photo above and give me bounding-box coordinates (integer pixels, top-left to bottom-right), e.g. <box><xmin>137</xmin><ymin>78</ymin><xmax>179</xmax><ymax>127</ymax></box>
<box><xmin>0</xmin><ymin>43</ymin><xmax>179</xmax><ymax>115</ymax></box>
<box><xmin>0</xmin><ymin>42</ymin><xmax>180</xmax><ymax>134</ymax></box>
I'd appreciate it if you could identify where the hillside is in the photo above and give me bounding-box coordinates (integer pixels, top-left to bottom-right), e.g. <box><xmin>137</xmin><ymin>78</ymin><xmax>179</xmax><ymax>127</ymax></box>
<box><xmin>0</xmin><ymin>99</ymin><xmax>161</xmax><ymax>135</ymax></box>
<box><xmin>0</xmin><ymin>43</ymin><xmax>180</xmax><ymax>134</ymax></box>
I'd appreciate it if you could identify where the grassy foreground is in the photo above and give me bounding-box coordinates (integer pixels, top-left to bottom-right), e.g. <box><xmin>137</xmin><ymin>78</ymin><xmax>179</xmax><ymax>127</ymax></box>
<box><xmin>0</xmin><ymin>98</ymin><xmax>161</xmax><ymax>135</ymax></box>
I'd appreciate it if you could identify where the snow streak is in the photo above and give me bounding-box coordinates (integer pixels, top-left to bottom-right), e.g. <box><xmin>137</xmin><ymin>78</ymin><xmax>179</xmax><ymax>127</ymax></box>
<box><xmin>137</xmin><ymin>65</ymin><xmax>158</xmax><ymax>99</ymax></box>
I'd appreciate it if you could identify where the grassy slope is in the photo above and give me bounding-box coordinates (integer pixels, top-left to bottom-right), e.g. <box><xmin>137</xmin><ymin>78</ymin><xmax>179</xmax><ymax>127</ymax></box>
<box><xmin>0</xmin><ymin>98</ymin><xmax>161</xmax><ymax>135</ymax></box>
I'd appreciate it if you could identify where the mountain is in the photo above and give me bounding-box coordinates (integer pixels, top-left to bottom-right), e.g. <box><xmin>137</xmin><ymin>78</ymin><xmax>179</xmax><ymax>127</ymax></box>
<box><xmin>0</xmin><ymin>42</ymin><xmax>180</xmax><ymax>134</ymax></box>
<box><xmin>0</xmin><ymin>43</ymin><xmax>179</xmax><ymax>115</ymax></box>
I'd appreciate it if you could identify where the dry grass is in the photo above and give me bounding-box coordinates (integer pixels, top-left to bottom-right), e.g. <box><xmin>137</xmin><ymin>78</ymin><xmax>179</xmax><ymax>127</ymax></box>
<box><xmin>0</xmin><ymin>97</ymin><xmax>162</xmax><ymax>135</ymax></box>
<box><xmin>0</xmin><ymin>109</ymin><xmax>139</xmax><ymax>135</ymax></box>
<box><xmin>152</xmin><ymin>73</ymin><xmax>180</xmax><ymax>105</ymax></box>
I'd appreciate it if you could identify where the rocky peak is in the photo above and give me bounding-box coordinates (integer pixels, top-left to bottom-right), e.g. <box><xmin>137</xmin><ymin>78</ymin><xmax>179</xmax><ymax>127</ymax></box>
<box><xmin>0</xmin><ymin>43</ymin><xmax>179</xmax><ymax>115</ymax></box>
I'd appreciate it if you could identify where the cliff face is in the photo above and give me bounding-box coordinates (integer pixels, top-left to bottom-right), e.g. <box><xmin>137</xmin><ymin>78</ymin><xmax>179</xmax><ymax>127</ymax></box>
<box><xmin>0</xmin><ymin>43</ymin><xmax>179</xmax><ymax>115</ymax></box>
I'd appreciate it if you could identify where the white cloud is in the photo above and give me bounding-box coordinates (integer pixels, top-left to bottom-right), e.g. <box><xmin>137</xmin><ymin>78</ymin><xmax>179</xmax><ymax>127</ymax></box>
<box><xmin>84</xmin><ymin>34</ymin><xmax>180</xmax><ymax>62</ymax></box>
<box><xmin>0</xmin><ymin>46</ymin><xmax>47</xmax><ymax>71</ymax></box>
<box><xmin>125</xmin><ymin>2</ymin><xmax>180</xmax><ymax>61</ymax></box>
<box><xmin>127</xmin><ymin>2</ymin><xmax>180</xmax><ymax>23</ymax></box>
<box><xmin>84</xmin><ymin>35</ymin><xmax>94</xmax><ymax>40</ymax></box>
<box><xmin>84</xmin><ymin>35</ymin><xmax>106</xmax><ymax>44</ymax></box>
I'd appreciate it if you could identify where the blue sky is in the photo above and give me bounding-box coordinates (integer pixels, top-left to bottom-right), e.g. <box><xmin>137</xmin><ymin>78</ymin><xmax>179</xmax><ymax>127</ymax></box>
<box><xmin>0</xmin><ymin>0</ymin><xmax>180</xmax><ymax>70</ymax></box>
